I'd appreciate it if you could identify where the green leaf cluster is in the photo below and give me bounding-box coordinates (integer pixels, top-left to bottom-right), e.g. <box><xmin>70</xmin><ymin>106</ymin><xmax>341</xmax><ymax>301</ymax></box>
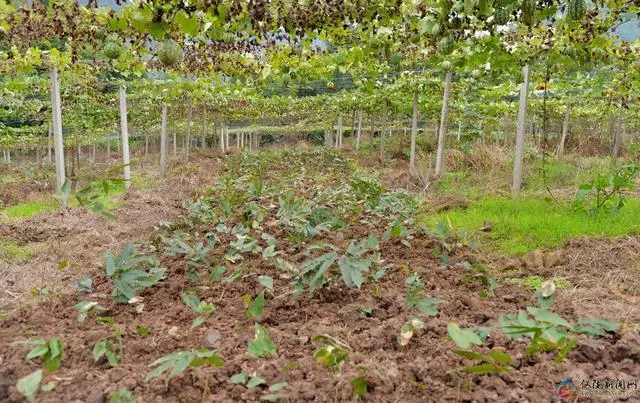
<box><xmin>103</xmin><ymin>244</ymin><xmax>165</xmax><ymax>303</ymax></box>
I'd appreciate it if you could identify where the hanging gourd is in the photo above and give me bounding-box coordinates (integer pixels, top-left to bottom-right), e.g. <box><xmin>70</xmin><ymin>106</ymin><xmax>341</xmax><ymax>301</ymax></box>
<box><xmin>157</xmin><ymin>39</ymin><xmax>183</xmax><ymax>67</ymax></box>
<box><xmin>103</xmin><ymin>41</ymin><xmax>122</xmax><ymax>60</ymax></box>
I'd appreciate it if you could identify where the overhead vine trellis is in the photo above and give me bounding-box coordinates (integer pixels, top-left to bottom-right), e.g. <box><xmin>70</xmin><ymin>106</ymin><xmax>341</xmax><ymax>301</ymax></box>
<box><xmin>0</xmin><ymin>0</ymin><xmax>639</xmax><ymax>197</ymax></box>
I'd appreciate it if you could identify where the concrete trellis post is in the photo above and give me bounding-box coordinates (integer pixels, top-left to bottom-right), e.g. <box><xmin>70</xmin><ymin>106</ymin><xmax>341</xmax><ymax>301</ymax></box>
<box><xmin>119</xmin><ymin>85</ymin><xmax>131</xmax><ymax>189</ymax></box>
<box><xmin>435</xmin><ymin>71</ymin><xmax>452</xmax><ymax>177</ymax></box>
<box><xmin>380</xmin><ymin>100</ymin><xmax>387</xmax><ymax>161</ymax></box>
<box><xmin>557</xmin><ymin>105</ymin><xmax>571</xmax><ymax>159</ymax></box>
<box><xmin>160</xmin><ymin>105</ymin><xmax>168</xmax><ymax>175</ymax></box>
<box><xmin>369</xmin><ymin>116</ymin><xmax>375</xmax><ymax>147</ymax></box>
<box><xmin>50</xmin><ymin>67</ymin><xmax>66</xmax><ymax>195</ymax></box>
<box><xmin>201</xmin><ymin>107</ymin><xmax>207</xmax><ymax>149</ymax></box>
<box><xmin>336</xmin><ymin>116</ymin><xmax>343</xmax><ymax>149</ymax></box>
<box><xmin>185</xmin><ymin>102</ymin><xmax>192</xmax><ymax>162</ymax></box>
<box><xmin>219</xmin><ymin>124</ymin><xmax>225</xmax><ymax>152</ymax></box>
<box><xmin>611</xmin><ymin>106</ymin><xmax>624</xmax><ymax>168</ymax></box>
<box><xmin>356</xmin><ymin>109</ymin><xmax>363</xmax><ymax>150</ymax></box>
<box><xmin>410</xmin><ymin>90</ymin><xmax>418</xmax><ymax>171</ymax></box>
<box><xmin>511</xmin><ymin>64</ymin><xmax>531</xmax><ymax>198</ymax></box>
<box><xmin>47</xmin><ymin>125</ymin><xmax>52</xmax><ymax>164</ymax></box>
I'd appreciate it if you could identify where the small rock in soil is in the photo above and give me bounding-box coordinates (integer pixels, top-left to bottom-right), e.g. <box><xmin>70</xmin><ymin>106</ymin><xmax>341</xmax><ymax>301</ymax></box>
<box><xmin>574</xmin><ymin>339</ymin><xmax>605</xmax><ymax>362</ymax></box>
<box><xmin>168</xmin><ymin>325</ymin><xmax>181</xmax><ymax>339</ymax></box>
<box><xmin>501</xmin><ymin>258</ymin><xmax>521</xmax><ymax>270</ymax></box>
<box><xmin>205</xmin><ymin>329</ymin><xmax>221</xmax><ymax>348</ymax></box>
<box><xmin>502</xmin><ymin>294</ymin><xmax>520</xmax><ymax>303</ymax></box>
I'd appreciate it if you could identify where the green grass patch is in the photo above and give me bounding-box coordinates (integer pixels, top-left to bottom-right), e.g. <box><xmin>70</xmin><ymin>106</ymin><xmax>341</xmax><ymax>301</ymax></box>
<box><xmin>66</xmin><ymin>193</ymin><xmax>124</xmax><ymax>210</ymax></box>
<box><xmin>504</xmin><ymin>275</ymin><xmax>572</xmax><ymax>290</ymax></box>
<box><xmin>524</xmin><ymin>159</ymin><xmax>577</xmax><ymax>190</ymax></box>
<box><xmin>1</xmin><ymin>199</ymin><xmax>57</xmax><ymax>219</ymax></box>
<box><xmin>425</xmin><ymin>196</ymin><xmax>640</xmax><ymax>255</ymax></box>
<box><xmin>434</xmin><ymin>170</ymin><xmax>487</xmax><ymax>198</ymax></box>
<box><xmin>427</xmin><ymin>155</ymin><xmax>614</xmax><ymax>200</ymax></box>
<box><xmin>1</xmin><ymin>193</ymin><xmax>120</xmax><ymax>220</ymax></box>
<box><xmin>0</xmin><ymin>238</ymin><xmax>36</xmax><ymax>262</ymax></box>
<box><xmin>0</xmin><ymin>172</ymin><xmax>156</xmax><ymax>221</ymax></box>
<box><xmin>132</xmin><ymin>172</ymin><xmax>159</xmax><ymax>190</ymax></box>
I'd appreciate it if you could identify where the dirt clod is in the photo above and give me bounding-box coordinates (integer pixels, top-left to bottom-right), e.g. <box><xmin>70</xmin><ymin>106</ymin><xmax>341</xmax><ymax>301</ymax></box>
<box><xmin>521</xmin><ymin>249</ymin><xmax>545</xmax><ymax>268</ymax></box>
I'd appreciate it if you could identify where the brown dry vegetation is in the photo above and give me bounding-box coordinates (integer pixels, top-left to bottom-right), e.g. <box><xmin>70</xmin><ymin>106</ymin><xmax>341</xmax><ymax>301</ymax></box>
<box><xmin>0</xmin><ymin>155</ymin><xmax>222</xmax><ymax>310</ymax></box>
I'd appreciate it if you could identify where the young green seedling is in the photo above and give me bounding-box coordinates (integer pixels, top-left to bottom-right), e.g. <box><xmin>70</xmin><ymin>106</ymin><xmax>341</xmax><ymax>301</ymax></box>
<box><xmin>14</xmin><ymin>337</ymin><xmax>63</xmax><ymax>373</ymax></box>
<box><xmin>103</xmin><ymin>244</ymin><xmax>165</xmax><ymax>303</ymax></box>
<box><xmin>93</xmin><ymin>339</ymin><xmax>119</xmax><ymax>367</ymax></box>
<box><xmin>181</xmin><ymin>290</ymin><xmax>215</xmax><ymax>329</ymax></box>
<box><xmin>248</xmin><ymin>324</ymin><xmax>277</xmax><ymax>358</ymax></box>
<box><xmin>453</xmin><ymin>349</ymin><xmax>514</xmax><ymax>374</ymax></box>
<box><xmin>146</xmin><ymin>349</ymin><xmax>224</xmax><ymax>385</ymax></box>
<box><xmin>16</xmin><ymin>369</ymin><xmax>42</xmax><ymax>403</ymax></box>
<box><xmin>404</xmin><ymin>272</ymin><xmax>446</xmax><ymax>315</ymax></box>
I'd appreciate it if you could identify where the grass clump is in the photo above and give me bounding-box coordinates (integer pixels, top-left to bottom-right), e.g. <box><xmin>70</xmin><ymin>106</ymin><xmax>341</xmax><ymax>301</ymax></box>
<box><xmin>132</xmin><ymin>172</ymin><xmax>159</xmax><ymax>190</ymax></box>
<box><xmin>524</xmin><ymin>160</ymin><xmax>576</xmax><ymax>190</ymax></box>
<box><xmin>427</xmin><ymin>196</ymin><xmax>640</xmax><ymax>255</ymax></box>
<box><xmin>505</xmin><ymin>275</ymin><xmax>571</xmax><ymax>290</ymax></box>
<box><xmin>1</xmin><ymin>200</ymin><xmax>57</xmax><ymax>220</ymax></box>
<box><xmin>0</xmin><ymin>238</ymin><xmax>35</xmax><ymax>262</ymax></box>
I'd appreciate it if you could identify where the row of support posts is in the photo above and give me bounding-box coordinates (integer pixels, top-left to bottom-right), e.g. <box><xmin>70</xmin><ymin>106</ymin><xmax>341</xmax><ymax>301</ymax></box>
<box><xmin>325</xmin><ymin>67</ymin><xmax>526</xmax><ymax>198</ymax></box>
<box><xmin>235</xmin><ymin>132</ymin><xmax>258</xmax><ymax>151</ymax></box>
<box><xmin>42</xmin><ymin>64</ymin><xmax>625</xmax><ymax>207</ymax></box>
<box><xmin>48</xmin><ymin>69</ymin><xmax>132</xmax><ymax>198</ymax></box>
<box><xmin>45</xmin><ymin>66</ymin><xmax>264</xmax><ymax>193</ymax></box>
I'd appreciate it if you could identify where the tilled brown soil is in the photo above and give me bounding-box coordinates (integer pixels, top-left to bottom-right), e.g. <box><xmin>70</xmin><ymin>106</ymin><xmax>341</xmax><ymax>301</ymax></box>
<box><xmin>1</xmin><ymin>229</ymin><xmax>639</xmax><ymax>402</ymax></box>
<box><xmin>486</xmin><ymin>236</ymin><xmax>640</xmax><ymax>326</ymax></box>
<box><xmin>1</xmin><ymin>153</ymin><xmax>639</xmax><ymax>402</ymax></box>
